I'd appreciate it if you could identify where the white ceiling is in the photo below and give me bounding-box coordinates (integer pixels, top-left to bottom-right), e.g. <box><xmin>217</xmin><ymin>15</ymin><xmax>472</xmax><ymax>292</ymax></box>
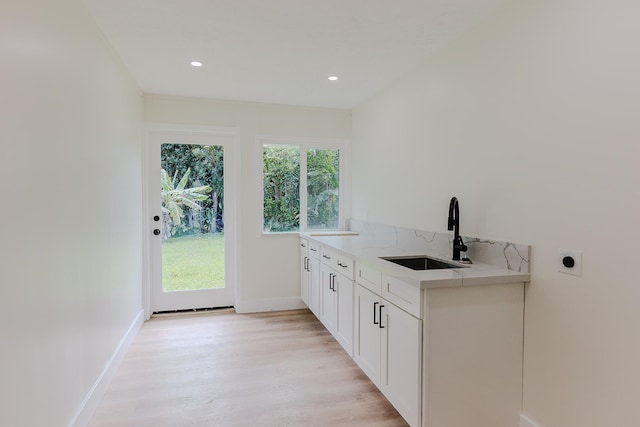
<box><xmin>83</xmin><ymin>0</ymin><xmax>510</xmax><ymax>109</ymax></box>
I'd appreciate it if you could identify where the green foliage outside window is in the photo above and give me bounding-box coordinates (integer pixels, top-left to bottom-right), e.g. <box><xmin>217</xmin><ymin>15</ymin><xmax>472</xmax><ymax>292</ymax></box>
<box><xmin>263</xmin><ymin>145</ymin><xmax>300</xmax><ymax>232</ymax></box>
<box><xmin>263</xmin><ymin>144</ymin><xmax>340</xmax><ymax>232</ymax></box>
<box><xmin>307</xmin><ymin>149</ymin><xmax>339</xmax><ymax>229</ymax></box>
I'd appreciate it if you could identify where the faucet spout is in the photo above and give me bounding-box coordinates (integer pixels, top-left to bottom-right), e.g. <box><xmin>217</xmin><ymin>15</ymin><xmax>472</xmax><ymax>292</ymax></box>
<box><xmin>447</xmin><ymin>197</ymin><xmax>467</xmax><ymax>261</ymax></box>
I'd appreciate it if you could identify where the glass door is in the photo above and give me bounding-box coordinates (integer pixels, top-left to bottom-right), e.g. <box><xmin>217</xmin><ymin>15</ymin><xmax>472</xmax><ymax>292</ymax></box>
<box><xmin>148</xmin><ymin>130</ymin><xmax>235</xmax><ymax>312</ymax></box>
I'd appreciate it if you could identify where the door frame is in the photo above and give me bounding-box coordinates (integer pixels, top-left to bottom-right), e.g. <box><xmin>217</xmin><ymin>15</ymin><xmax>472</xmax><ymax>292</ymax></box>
<box><xmin>142</xmin><ymin>123</ymin><xmax>239</xmax><ymax>319</ymax></box>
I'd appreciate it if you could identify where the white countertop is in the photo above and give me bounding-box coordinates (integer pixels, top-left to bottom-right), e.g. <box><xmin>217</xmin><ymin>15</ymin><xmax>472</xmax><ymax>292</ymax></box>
<box><xmin>300</xmin><ymin>232</ymin><xmax>530</xmax><ymax>289</ymax></box>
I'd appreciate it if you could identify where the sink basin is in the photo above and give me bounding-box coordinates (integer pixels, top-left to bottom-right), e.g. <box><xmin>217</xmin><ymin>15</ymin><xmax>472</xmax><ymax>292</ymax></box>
<box><xmin>380</xmin><ymin>256</ymin><xmax>463</xmax><ymax>270</ymax></box>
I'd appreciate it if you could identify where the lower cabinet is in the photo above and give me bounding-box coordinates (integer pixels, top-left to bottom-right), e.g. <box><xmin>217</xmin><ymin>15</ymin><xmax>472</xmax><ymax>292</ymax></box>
<box><xmin>319</xmin><ymin>263</ymin><xmax>337</xmax><ymax>332</ymax></box>
<box><xmin>354</xmin><ymin>283</ymin><xmax>421</xmax><ymax>427</ymax></box>
<box><xmin>381</xmin><ymin>300</ymin><xmax>422</xmax><ymax>427</ymax></box>
<box><xmin>320</xmin><ymin>261</ymin><xmax>354</xmax><ymax>355</ymax></box>
<box><xmin>308</xmin><ymin>256</ymin><xmax>320</xmax><ymax>317</ymax></box>
<box><xmin>299</xmin><ymin>239</ymin><xmax>310</xmax><ymax>306</ymax></box>
<box><xmin>300</xmin><ymin>237</ymin><xmax>321</xmax><ymax>317</ymax></box>
<box><xmin>353</xmin><ymin>284</ymin><xmax>381</xmax><ymax>384</ymax></box>
<box><xmin>301</xmin><ymin>240</ymin><xmax>524</xmax><ymax>427</ymax></box>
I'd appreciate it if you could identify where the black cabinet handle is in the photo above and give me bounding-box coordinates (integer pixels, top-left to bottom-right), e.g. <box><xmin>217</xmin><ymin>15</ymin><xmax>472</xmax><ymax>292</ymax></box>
<box><xmin>332</xmin><ymin>274</ymin><xmax>337</xmax><ymax>292</ymax></box>
<box><xmin>153</xmin><ymin>215</ymin><xmax>160</xmax><ymax>222</ymax></box>
<box><xmin>322</xmin><ymin>254</ymin><xmax>331</xmax><ymax>259</ymax></box>
<box><xmin>304</xmin><ymin>257</ymin><xmax>309</xmax><ymax>272</ymax></box>
<box><xmin>153</xmin><ymin>229</ymin><xmax>160</xmax><ymax>236</ymax></box>
<box><xmin>373</xmin><ymin>301</ymin><xmax>379</xmax><ymax>325</ymax></box>
<box><xmin>337</xmin><ymin>262</ymin><xmax>348</xmax><ymax>268</ymax></box>
<box><xmin>310</xmin><ymin>248</ymin><xmax>317</xmax><ymax>252</ymax></box>
<box><xmin>379</xmin><ymin>305</ymin><xmax>385</xmax><ymax>329</ymax></box>
<box><xmin>301</xmin><ymin>243</ymin><xmax>306</xmax><ymax>248</ymax></box>
<box><xmin>329</xmin><ymin>273</ymin><xmax>335</xmax><ymax>291</ymax></box>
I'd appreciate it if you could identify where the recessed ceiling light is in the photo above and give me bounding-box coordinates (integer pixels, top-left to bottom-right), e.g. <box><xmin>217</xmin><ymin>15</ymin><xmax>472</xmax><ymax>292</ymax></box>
<box><xmin>328</xmin><ymin>76</ymin><xmax>339</xmax><ymax>81</ymax></box>
<box><xmin>190</xmin><ymin>61</ymin><xmax>203</xmax><ymax>67</ymax></box>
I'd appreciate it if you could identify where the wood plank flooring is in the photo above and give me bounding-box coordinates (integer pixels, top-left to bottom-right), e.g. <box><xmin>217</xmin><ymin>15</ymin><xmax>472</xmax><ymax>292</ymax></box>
<box><xmin>89</xmin><ymin>309</ymin><xmax>407</xmax><ymax>427</ymax></box>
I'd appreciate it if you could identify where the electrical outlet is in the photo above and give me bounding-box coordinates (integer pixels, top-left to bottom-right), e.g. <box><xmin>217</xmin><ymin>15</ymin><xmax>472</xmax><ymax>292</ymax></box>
<box><xmin>558</xmin><ymin>249</ymin><xmax>582</xmax><ymax>276</ymax></box>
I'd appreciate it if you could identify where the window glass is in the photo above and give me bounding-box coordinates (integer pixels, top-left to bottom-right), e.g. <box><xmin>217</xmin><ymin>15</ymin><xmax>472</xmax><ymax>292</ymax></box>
<box><xmin>307</xmin><ymin>148</ymin><xmax>339</xmax><ymax>230</ymax></box>
<box><xmin>263</xmin><ymin>144</ymin><xmax>300</xmax><ymax>232</ymax></box>
<box><xmin>262</xmin><ymin>141</ymin><xmax>343</xmax><ymax>233</ymax></box>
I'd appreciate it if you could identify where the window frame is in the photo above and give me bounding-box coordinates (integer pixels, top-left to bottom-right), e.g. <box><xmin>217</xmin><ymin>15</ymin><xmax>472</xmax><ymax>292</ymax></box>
<box><xmin>258</xmin><ymin>136</ymin><xmax>349</xmax><ymax>235</ymax></box>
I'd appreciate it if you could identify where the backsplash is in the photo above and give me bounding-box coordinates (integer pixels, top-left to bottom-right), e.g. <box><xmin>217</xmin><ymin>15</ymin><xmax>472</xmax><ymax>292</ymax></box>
<box><xmin>347</xmin><ymin>219</ymin><xmax>530</xmax><ymax>273</ymax></box>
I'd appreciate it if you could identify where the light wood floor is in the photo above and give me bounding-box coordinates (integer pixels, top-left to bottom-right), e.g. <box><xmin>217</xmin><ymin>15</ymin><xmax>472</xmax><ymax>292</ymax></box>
<box><xmin>89</xmin><ymin>309</ymin><xmax>407</xmax><ymax>427</ymax></box>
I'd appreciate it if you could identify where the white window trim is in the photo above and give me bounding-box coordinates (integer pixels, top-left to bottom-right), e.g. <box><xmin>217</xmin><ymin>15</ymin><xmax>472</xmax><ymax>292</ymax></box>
<box><xmin>257</xmin><ymin>135</ymin><xmax>350</xmax><ymax>236</ymax></box>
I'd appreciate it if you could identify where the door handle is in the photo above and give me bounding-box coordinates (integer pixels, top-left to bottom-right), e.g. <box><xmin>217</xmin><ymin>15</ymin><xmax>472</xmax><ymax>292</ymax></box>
<box><xmin>153</xmin><ymin>229</ymin><xmax>160</xmax><ymax>236</ymax></box>
<box><xmin>373</xmin><ymin>301</ymin><xmax>379</xmax><ymax>325</ymax></box>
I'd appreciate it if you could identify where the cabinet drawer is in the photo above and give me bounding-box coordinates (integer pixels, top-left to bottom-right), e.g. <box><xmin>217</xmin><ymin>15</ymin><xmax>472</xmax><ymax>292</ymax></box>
<box><xmin>356</xmin><ymin>261</ymin><xmax>382</xmax><ymax>295</ymax></box>
<box><xmin>381</xmin><ymin>275</ymin><xmax>422</xmax><ymax>318</ymax></box>
<box><xmin>320</xmin><ymin>247</ymin><xmax>336</xmax><ymax>265</ymax></box>
<box><xmin>308</xmin><ymin>240</ymin><xmax>320</xmax><ymax>259</ymax></box>
<box><xmin>335</xmin><ymin>253</ymin><xmax>354</xmax><ymax>279</ymax></box>
<box><xmin>321</xmin><ymin>247</ymin><xmax>354</xmax><ymax>279</ymax></box>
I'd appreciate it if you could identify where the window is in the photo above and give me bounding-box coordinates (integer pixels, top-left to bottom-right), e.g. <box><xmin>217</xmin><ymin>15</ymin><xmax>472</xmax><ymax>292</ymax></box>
<box><xmin>306</xmin><ymin>148</ymin><xmax>339</xmax><ymax>230</ymax></box>
<box><xmin>263</xmin><ymin>145</ymin><xmax>300</xmax><ymax>232</ymax></box>
<box><xmin>261</xmin><ymin>139</ymin><xmax>345</xmax><ymax>233</ymax></box>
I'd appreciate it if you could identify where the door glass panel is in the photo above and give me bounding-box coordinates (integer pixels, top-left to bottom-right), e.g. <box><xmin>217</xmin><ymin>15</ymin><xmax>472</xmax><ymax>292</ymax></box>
<box><xmin>160</xmin><ymin>143</ymin><xmax>224</xmax><ymax>291</ymax></box>
<box><xmin>307</xmin><ymin>148</ymin><xmax>339</xmax><ymax>230</ymax></box>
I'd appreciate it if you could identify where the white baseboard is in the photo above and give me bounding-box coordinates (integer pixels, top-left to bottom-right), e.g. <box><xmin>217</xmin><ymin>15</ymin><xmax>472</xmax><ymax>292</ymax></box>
<box><xmin>69</xmin><ymin>309</ymin><xmax>144</xmax><ymax>427</ymax></box>
<box><xmin>234</xmin><ymin>297</ymin><xmax>307</xmax><ymax>314</ymax></box>
<box><xmin>521</xmin><ymin>414</ymin><xmax>540</xmax><ymax>427</ymax></box>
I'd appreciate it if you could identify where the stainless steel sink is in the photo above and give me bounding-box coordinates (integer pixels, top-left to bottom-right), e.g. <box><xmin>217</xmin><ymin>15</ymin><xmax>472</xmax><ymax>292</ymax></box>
<box><xmin>380</xmin><ymin>256</ymin><xmax>464</xmax><ymax>270</ymax></box>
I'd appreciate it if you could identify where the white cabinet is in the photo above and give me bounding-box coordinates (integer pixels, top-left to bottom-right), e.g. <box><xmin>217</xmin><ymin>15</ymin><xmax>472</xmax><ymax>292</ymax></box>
<box><xmin>353</xmin><ymin>282</ymin><xmax>422</xmax><ymax>427</ymax></box>
<box><xmin>300</xmin><ymin>237</ymin><xmax>321</xmax><ymax>317</ymax></box>
<box><xmin>302</xmin><ymin>240</ymin><xmax>524</xmax><ymax>427</ymax></box>
<box><xmin>423</xmin><ymin>283</ymin><xmax>524</xmax><ymax>427</ymax></box>
<box><xmin>319</xmin><ymin>263</ymin><xmax>337</xmax><ymax>332</ymax></box>
<box><xmin>319</xmin><ymin>247</ymin><xmax>354</xmax><ymax>355</ymax></box>
<box><xmin>299</xmin><ymin>238</ymin><xmax>310</xmax><ymax>305</ymax></box>
<box><xmin>334</xmin><ymin>271</ymin><xmax>354</xmax><ymax>355</ymax></box>
<box><xmin>308</xmin><ymin>256</ymin><xmax>320</xmax><ymax>317</ymax></box>
<box><xmin>381</xmin><ymin>299</ymin><xmax>422</xmax><ymax>427</ymax></box>
<box><xmin>353</xmin><ymin>283</ymin><xmax>382</xmax><ymax>385</ymax></box>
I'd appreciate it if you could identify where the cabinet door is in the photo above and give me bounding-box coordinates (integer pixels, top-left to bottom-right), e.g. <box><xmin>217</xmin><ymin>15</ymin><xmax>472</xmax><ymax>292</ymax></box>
<box><xmin>381</xmin><ymin>301</ymin><xmax>422</xmax><ymax>427</ymax></box>
<box><xmin>334</xmin><ymin>273</ymin><xmax>354</xmax><ymax>355</ymax></box>
<box><xmin>300</xmin><ymin>240</ymin><xmax>309</xmax><ymax>306</ymax></box>
<box><xmin>353</xmin><ymin>284</ymin><xmax>381</xmax><ymax>387</ymax></box>
<box><xmin>319</xmin><ymin>263</ymin><xmax>337</xmax><ymax>332</ymax></box>
<box><xmin>308</xmin><ymin>257</ymin><xmax>321</xmax><ymax>317</ymax></box>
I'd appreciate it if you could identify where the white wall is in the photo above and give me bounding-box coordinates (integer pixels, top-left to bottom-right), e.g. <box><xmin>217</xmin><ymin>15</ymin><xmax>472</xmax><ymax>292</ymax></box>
<box><xmin>144</xmin><ymin>94</ymin><xmax>351</xmax><ymax>312</ymax></box>
<box><xmin>351</xmin><ymin>1</ymin><xmax>640</xmax><ymax>426</ymax></box>
<box><xmin>0</xmin><ymin>1</ymin><xmax>143</xmax><ymax>426</ymax></box>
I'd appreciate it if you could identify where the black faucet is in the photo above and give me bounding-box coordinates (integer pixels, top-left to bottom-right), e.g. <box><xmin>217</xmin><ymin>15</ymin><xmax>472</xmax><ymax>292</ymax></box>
<box><xmin>447</xmin><ymin>197</ymin><xmax>468</xmax><ymax>261</ymax></box>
